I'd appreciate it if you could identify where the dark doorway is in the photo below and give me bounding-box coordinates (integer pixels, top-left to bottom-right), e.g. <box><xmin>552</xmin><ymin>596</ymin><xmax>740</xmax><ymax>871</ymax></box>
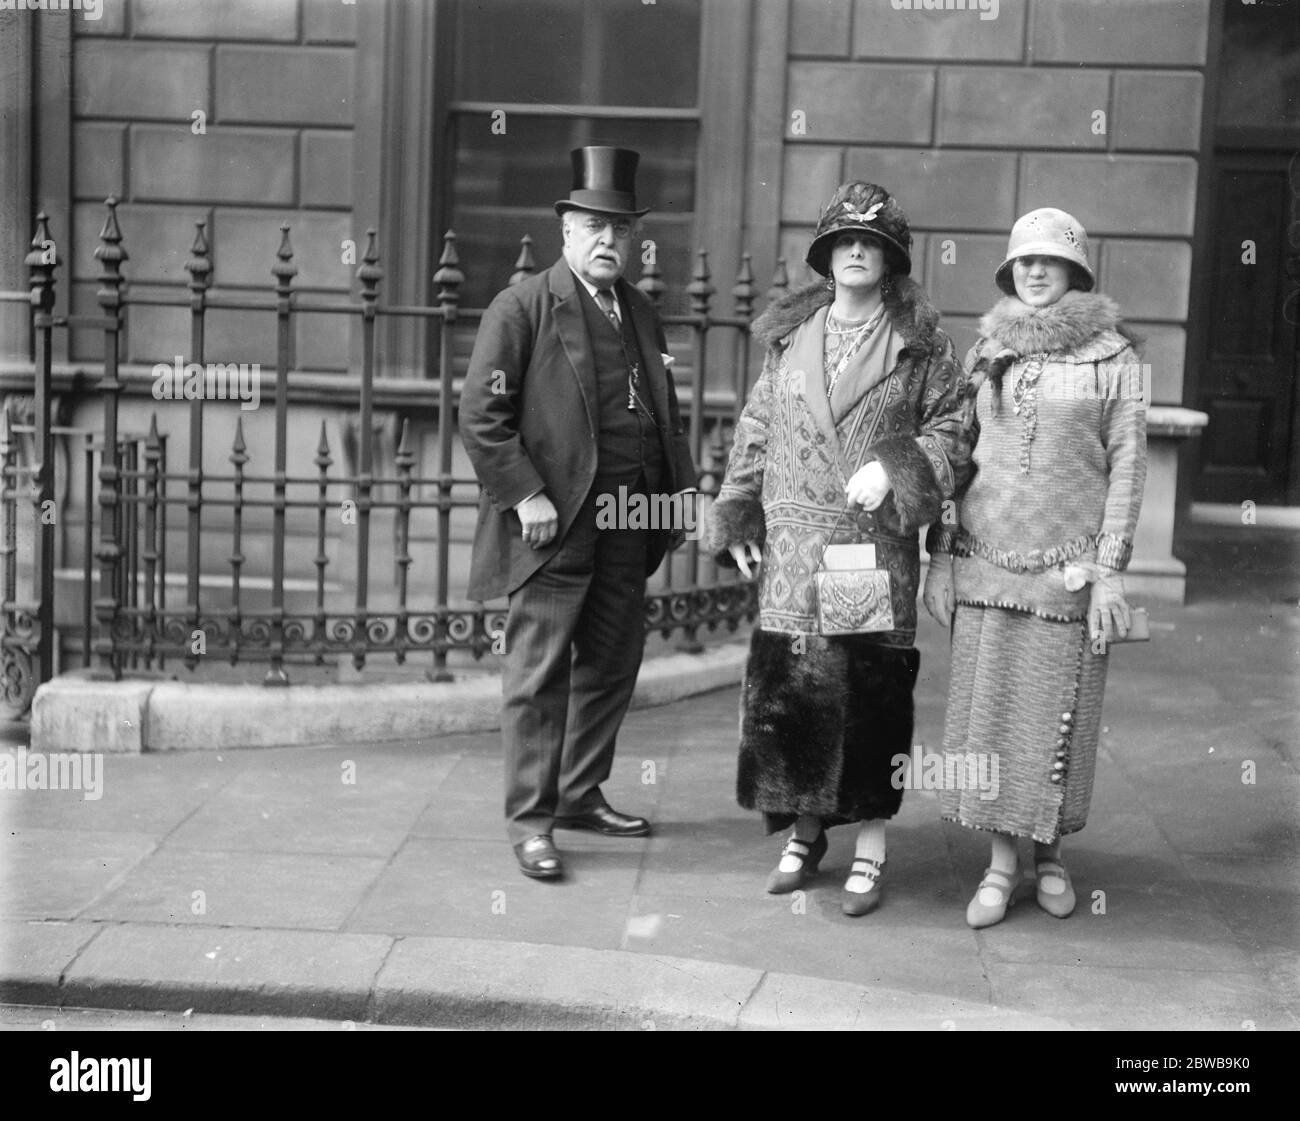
<box><xmin>1195</xmin><ymin>0</ymin><xmax>1300</xmax><ymax>505</ymax></box>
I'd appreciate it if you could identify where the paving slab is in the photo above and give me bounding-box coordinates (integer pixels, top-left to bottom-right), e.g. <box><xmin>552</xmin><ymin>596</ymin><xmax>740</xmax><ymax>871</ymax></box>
<box><xmin>343</xmin><ymin>836</ymin><xmax>639</xmax><ymax>949</ymax></box>
<box><xmin>372</xmin><ymin>937</ymin><xmax>759</xmax><ymax>1030</ymax></box>
<box><xmin>162</xmin><ymin>746</ymin><xmax>456</xmax><ymax>857</ymax></box>
<box><xmin>975</xmin><ymin>882</ymin><xmax>1258</xmax><ymax>973</ymax></box>
<box><xmin>986</xmin><ymin>962</ymin><xmax>1288</xmax><ymax>1031</ymax></box>
<box><xmin>1127</xmin><ymin>769</ymin><xmax>1300</xmax><ymax>858</ymax></box>
<box><xmin>81</xmin><ymin>848</ymin><xmax>389</xmax><ymax>929</ymax></box>
<box><xmin>0</xmin><ymin>828</ymin><xmax>159</xmax><ymax>921</ymax></box>
<box><xmin>61</xmin><ymin>925</ymin><xmax>393</xmax><ymax>1022</ymax></box>
<box><xmin>0</xmin><ymin>752</ymin><xmax>236</xmax><ymax>834</ymax></box>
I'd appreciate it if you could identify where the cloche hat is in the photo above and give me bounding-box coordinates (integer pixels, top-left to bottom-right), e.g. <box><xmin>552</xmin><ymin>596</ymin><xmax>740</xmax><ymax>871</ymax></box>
<box><xmin>554</xmin><ymin>146</ymin><xmax>651</xmax><ymax>217</ymax></box>
<box><xmin>995</xmin><ymin>207</ymin><xmax>1094</xmax><ymax>295</ymax></box>
<box><xmin>806</xmin><ymin>181</ymin><xmax>912</xmax><ymax>277</ymax></box>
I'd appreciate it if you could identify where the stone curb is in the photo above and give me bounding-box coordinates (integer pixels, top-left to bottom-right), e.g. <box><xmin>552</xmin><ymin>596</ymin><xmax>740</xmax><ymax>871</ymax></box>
<box><xmin>28</xmin><ymin>643</ymin><xmax>750</xmax><ymax>754</ymax></box>
<box><xmin>0</xmin><ymin>921</ymin><xmax>1076</xmax><ymax>1031</ymax></box>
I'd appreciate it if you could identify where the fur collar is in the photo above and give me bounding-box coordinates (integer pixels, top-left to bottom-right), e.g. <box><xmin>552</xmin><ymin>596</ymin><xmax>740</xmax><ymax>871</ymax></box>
<box><xmin>751</xmin><ymin>275</ymin><xmax>940</xmax><ymax>357</ymax></box>
<box><xmin>978</xmin><ymin>290</ymin><xmax>1132</xmax><ymax>359</ymax></box>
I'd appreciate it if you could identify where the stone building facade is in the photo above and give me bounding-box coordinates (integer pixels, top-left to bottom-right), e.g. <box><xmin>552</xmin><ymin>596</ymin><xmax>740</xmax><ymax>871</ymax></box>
<box><xmin>1</xmin><ymin>0</ymin><xmax>1296</xmax><ymax>620</ymax></box>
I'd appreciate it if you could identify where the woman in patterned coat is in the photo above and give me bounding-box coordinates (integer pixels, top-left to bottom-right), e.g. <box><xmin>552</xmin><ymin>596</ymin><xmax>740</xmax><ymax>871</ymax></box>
<box><xmin>705</xmin><ymin>182</ymin><xmax>972</xmax><ymax>915</ymax></box>
<box><xmin>923</xmin><ymin>208</ymin><xmax>1147</xmax><ymax>928</ymax></box>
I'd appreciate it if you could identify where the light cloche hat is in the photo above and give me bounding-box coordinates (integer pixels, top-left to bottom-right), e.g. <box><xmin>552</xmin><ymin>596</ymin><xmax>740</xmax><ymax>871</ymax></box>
<box><xmin>995</xmin><ymin>207</ymin><xmax>1094</xmax><ymax>295</ymax></box>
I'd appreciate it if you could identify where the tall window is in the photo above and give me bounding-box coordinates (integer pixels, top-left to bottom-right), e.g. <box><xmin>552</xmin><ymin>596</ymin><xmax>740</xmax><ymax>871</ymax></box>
<box><xmin>445</xmin><ymin>0</ymin><xmax>702</xmax><ymax>310</ymax></box>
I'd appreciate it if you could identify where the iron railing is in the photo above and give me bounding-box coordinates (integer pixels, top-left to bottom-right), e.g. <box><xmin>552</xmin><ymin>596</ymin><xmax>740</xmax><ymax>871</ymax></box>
<box><xmin>0</xmin><ymin>198</ymin><xmax>789</xmax><ymax>715</ymax></box>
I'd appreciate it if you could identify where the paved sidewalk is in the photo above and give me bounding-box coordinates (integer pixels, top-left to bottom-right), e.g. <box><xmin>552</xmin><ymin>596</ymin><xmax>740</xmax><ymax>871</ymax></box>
<box><xmin>1</xmin><ymin>593</ymin><xmax>1297</xmax><ymax>1030</ymax></box>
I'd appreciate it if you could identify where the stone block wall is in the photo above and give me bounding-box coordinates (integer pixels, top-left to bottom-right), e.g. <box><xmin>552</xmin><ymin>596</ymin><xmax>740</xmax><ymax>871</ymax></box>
<box><xmin>780</xmin><ymin>0</ymin><xmax>1208</xmax><ymax>405</ymax></box>
<box><xmin>69</xmin><ymin>0</ymin><xmax>357</xmax><ymax>372</ymax></box>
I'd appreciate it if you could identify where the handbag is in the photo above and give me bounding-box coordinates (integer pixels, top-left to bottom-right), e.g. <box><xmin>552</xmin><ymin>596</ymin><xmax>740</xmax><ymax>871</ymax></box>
<box><xmin>1104</xmin><ymin>606</ymin><xmax>1150</xmax><ymax>644</ymax></box>
<box><xmin>813</xmin><ymin>506</ymin><xmax>894</xmax><ymax>636</ymax></box>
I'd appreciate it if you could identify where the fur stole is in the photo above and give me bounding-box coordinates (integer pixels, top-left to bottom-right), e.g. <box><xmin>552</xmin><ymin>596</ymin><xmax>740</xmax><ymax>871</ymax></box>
<box><xmin>751</xmin><ymin>275</ymin><xmax>940</xmax><ymax>358</ymax></box>
<box><xmin>977</xmin><ymin>290</ymin><xmax>1139</xmax><ymax>362</ymax></box>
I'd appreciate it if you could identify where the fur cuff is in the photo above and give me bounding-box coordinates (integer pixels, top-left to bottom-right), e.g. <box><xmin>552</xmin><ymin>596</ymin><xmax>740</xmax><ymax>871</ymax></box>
<box><xmin>866</xmin><ymin>435</ymin><xmax>943</xmax><ymax>532</ymax></box>
<box><xmin>704</xmin><ymin>494</ymin><xmax>766</xmax><ymax>566</ymax></box>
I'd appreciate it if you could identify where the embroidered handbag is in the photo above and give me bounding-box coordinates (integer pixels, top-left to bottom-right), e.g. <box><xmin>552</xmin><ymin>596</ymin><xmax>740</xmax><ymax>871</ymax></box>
<box><xmin>813</xmin><ymin>511</ymin><xmax>894</xmax><ymax>636</ymax></box>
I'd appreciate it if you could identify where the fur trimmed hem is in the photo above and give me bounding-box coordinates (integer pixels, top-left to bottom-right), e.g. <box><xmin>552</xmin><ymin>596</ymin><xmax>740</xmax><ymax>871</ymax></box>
<box><xmin>737</xmin><ymin>629</ymin><xmax>919</xmax><ymax>823</ymax></box>
<box><xmin>704</xmin><ymin>493</ymin><xmax>765</xmax><ymax>566</ymax></box>
<box><xmin>864</xmin><ymin>434</ymin><xmax>943</xmax><ymax>532</ymax></box>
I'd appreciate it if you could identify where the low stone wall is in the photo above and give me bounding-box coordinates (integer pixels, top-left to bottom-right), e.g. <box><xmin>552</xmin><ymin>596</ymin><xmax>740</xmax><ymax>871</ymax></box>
<box><xmin>30</xmin><ymin>642</ymin><xmax>749</xmax><ymax>754</ymax></box>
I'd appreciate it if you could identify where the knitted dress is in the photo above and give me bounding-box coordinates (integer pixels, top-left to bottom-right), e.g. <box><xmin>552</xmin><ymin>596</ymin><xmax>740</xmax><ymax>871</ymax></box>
<box><xmin>930</xmin><ymin>290</ymin><xmax>1146</xmax><ymax>843</ymax></box>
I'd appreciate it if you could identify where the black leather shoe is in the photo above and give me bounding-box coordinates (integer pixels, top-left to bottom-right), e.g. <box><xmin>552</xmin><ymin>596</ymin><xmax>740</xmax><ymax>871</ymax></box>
<box><xmin>554</xmin><ymin>806</ymin><xmax>651</xmax><ymax>837</ymax></box>
<box><xmin>513</xmin><ymin>834</ymin><xmax>564</xmax><ymax>879</ymax></box>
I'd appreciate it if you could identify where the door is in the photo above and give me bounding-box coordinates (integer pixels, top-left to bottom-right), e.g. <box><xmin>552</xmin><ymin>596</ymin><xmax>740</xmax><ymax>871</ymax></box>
<box><xmin>1195</xmin><ymin>152</ymin><xmax>1300</xmax><ymax>505</ymax></box>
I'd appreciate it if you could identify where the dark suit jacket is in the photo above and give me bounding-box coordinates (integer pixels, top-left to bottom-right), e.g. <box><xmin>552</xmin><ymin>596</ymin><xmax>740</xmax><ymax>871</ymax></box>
<box><xmin>459</xmin><ymin>258</ymin><xmax>698</xmax><ymax>601</ymax></box>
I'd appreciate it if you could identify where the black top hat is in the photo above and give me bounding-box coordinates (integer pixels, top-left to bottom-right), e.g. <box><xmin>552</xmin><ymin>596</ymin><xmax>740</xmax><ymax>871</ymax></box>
<box><xmin>806</xmin><ymin>182</ymin><xmax>912</xmax><ymax>277</ymax></box>
<box><xmin>554</xmin><ymin>146</ymin><xmax>651</xmax><ymax>217</ymax></box>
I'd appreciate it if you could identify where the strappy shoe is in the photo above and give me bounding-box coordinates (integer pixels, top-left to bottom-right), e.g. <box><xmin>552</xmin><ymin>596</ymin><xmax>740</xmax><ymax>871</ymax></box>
<box><xmin>966</xmin><ymin>864</ymin><xmax>1021</xmax><ymax>929</ymax></box>
<box><xmin>765</xmin><ymin>831</ymin><xmax>827</xmax><ymax>894</ymax></box>
<box><xmin>840</xmin><ymin>857</ymin><xmax>885</xmax><ymax>916</ymax></box>
<box><xmin>1035</xmin><ymin>860</ymin><xmax>1076</xmax><ymax>918</ymax></box>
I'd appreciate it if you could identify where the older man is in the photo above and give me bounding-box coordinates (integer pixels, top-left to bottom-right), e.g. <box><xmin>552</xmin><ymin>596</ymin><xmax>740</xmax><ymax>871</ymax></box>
<box><xmin>459</xmin><ymin>147</ymin><xmax>698</xmax><ymax>880</ymax></box>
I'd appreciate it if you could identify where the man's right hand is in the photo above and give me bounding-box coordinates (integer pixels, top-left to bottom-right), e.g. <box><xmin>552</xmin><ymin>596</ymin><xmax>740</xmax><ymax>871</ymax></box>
<box><xmin>728</xmin><ymin>541</ymin><xmax>762</xmax><ymax>580</ymax></box>
<box><xmin>516</xmin><ymin>492</ymin><xmax>559</xmax><ymax>549</ymax></box>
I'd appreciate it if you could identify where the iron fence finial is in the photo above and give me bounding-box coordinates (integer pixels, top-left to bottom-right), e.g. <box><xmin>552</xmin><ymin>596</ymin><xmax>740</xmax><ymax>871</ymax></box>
<box><xmin>357</xmin><ymin>228</ymin><xmax>383</xmax><ymax>293</ymax></box>
<box><xmin>510</xmin><ymin>234</ymin><xmax>537</xmax><ymax>286</ymax></box>
<box><xmin>315</xmin><ymin>420</ymin><xmax>332</xmax><ymax>469</ymax></box>
<box><xmin>767</xmin><ymin>256</ymin><xmax>789</xmax><ymax>304</ymax></box>
<box><xmin>395</xmin><ymin>418</ymin><xmax>414</xmax><ymax>469</ymax></box>
<box><xmin>688</xmin><ymin>248</ymin><xmax>714</xmax><ymax>317</ymax></box>
<box><xmin>26</xmin><ymin>212</ymin><xmax>58</xmax><ymax>313</ymax></box>
<box><xmin>434</xmin><ymin>230</ymin><xmax>465</xmax><ymax>311</ymax></box>
<box><xmin>230</xmin><ymin>417</ymin><xmax>248</xmax><ymax>465</ymax></box>
<box><xmin>272</xmin><ymin>224</ymin><xmax>297</xmax><ymax>291</ymax></box>
<box><xmin>95</xmin><ymin>198</ymin><xmax>128</xmax><ymax>304</ymax></box>
<box><xmin>186</xmin><ymin>222</ymin><xmax>212</xmax><ymax>293</ymax></box>
<box><xmin>636</xmin><ymin>246</ymin><xmax>665</xmax><ymax>308</ymax></box>
<box><xmin>733</xmin><ymin>252</ymin><xmax>755</xmax><ymax>319</ymax></box>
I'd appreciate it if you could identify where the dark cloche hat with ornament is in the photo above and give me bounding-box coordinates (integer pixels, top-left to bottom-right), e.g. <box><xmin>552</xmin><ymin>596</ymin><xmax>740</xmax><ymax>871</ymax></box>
<box><xmin>805</xmin><ymin>181</ymin><xmax>913</xmax><ymax>277</ymax></box>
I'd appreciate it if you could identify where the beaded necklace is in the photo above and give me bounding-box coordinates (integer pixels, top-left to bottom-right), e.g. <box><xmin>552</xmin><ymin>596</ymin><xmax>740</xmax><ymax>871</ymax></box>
<box><xmin>824</xmin><ymin>303</ymin><xmax>886</xmax><ymax>397</ymax></box>
<box><xmin>1011</xmin><ymin>353</ymin><xmax>1047</xmax><ymax>473</ymax></box>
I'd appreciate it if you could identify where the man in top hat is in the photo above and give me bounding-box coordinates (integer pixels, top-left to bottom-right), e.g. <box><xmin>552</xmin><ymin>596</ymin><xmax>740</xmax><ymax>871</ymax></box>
<box><xmin>459</xmin><ymin>146</ymin><xmax>698</xmax><ymax>879</ymax></box>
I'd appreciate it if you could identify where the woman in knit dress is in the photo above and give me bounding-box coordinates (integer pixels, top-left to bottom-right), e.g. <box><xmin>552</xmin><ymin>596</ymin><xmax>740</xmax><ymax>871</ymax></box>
<box><xmin>706</xmin><ymin>181</ymin><xmax>971</xmax><ymax>915</ymax></box>
<box><xmin>923</xmin><ymin>208</ymin><xmax>1147</xmax><ymax>928</ymax></box>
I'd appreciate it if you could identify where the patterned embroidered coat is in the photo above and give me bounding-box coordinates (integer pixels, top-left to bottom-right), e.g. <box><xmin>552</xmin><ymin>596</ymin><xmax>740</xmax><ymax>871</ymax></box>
<box><xmin>929</xmin><ymin>290</ymin><xmax>1148</xmax><ymax>620</ymax></box>
<box><xmin>706</xmin><ymin>277</ymin><xmax>972</xmax><ymax>645</ymax></box>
